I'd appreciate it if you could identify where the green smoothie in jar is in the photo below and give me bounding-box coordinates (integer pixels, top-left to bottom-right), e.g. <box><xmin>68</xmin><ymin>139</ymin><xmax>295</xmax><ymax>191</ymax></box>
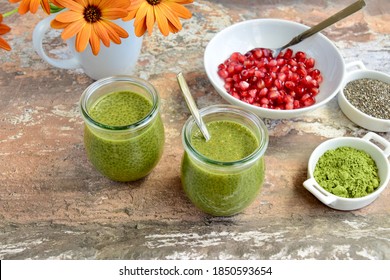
<box><xmin>181</xmin><ymin>105</ymin><xmax>268</xmax><ymax>216</ymax></box>
<box><xmin>80</xmin><ymin>76</ymin><xmax>165</xmax><ymax>182</ymax></box>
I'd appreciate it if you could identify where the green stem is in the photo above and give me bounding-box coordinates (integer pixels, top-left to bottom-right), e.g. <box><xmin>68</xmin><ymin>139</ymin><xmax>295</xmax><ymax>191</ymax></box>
<box><xmin>3</xmin><ymin>8</ymin><xmax>18</xmax><ymax>18</ymax></box>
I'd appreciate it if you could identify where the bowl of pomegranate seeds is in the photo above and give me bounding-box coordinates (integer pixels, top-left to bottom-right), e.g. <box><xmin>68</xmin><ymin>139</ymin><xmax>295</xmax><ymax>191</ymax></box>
<box><xmin>204</xmin><ymin>19</ymin><xmax>345</xmax><ymax>119</ymax></box>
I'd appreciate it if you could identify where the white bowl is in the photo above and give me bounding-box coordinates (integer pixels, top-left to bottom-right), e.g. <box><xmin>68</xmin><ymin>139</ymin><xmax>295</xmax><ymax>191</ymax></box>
<box><xmin>204</xmin><ymin>19</ymin><xmax>345</xmax><ymax>119</ymax></box>
<box><xmin>338</xmin><ymin>61</ymin><xmax>390</xmax><ymax>132</ymax></box>
<box><xmin>303</xmin><ymin>132</ymin><xmax>390</xmax><ymax>211</ymax></box>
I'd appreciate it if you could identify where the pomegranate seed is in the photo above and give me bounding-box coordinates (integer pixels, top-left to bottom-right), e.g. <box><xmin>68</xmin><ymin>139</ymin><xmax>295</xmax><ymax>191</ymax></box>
<box><xmin>264</xmin><ymin>75</ymin><xmax>273</xmax><ymax>88</ymax></box>
<box><xmin>227</xmin><ymin>65</ymin><xmax>235</xmax><ymax>74</ymax></box>
<box><xmin>284</xmin><ymin>95</ymin><xmax>294</xmax><ymax>104</ymax></box>
<box><xmin>218</xmin><ymin>69</ymin><xmax>229</xmax><ymax>79</ymax></box>
<box><xmin>310</xmin><ymin>69</ymin><xmax>321</xmax><ymax>79</ymax></box>
<box><xmin>288</xmin><ymin>59</ymin><xmax>298</xmax><ymax>67</ymax></box>
<box><xmin>285</xmin><ymin>81</ymin><xmax>295</xmax><ymax>90</ymax></box>
<box><xmin>239</xmin><ymin>81</ymin><xmax>250</xmax><ymax>90</ymax></box>
<box><xmin>305</xmin><ymin>58</ymin><xmax>315</xmax><ymax>68</ymax></box>
<box><xmin>268</xmin><ymin>89</ymin><xmax>280</xmax><ymax>100</ymax></box>
<box><xmin>253</xmin><ymin>48</ymin><xmax>263</xmax><ymax>58</ymax></box>
<box><xmin>268</xmin><ymin>59</ymin><xmax>277</xmax><ymax>67</ymax></box>
<box><xmin>295</xmin><ymin>51</ymin><xmax>306</xmax><ymax>60</ymax></box>
<box><xmin>296</xmin><ymin>66</ymin><xmax>307</xmax><ymax>78</ymax></box>
<box><xmin>259</xmin><ymin>87</ymin><xmax>268</xmax><ymax>97</ymax></box>
<box><xmin>241</xmin><ymin>69</ymin><xmax>249</xmax><ymax>78</ymax></box>
<box><xmin>301</xmin><ymin>93</ymin><xmax>311</xmax><ymax>101</ymax></box>
<box><xmin>235</xmin><ymin>64</ymin><xmax>244</xmax><ymax>73</ymax></box>
<box><xmin>274</xmin><ymin>79</ymin><xmax>284</xmax><ymax>90</ymax></box>
<box><xmin>285</xmin><ymin>102</ymin><xmax>294</xmax><ymax>110</ymax></box>
<box><xmin>260</xmin><ymin>97</ymin><xmax>269</xmax><ymax>105</ymax></box>
<box><xmin>277</xmin><ymin>58</ymin><xmax>285</xmax><ymax>66</ymax></box>
<box><xmin>232</xmin><ymin>92</ymin><xmax>240</xmax><ymax>99</ymax></box>
<box><xmin>257</xmin><ymin>79</ymin><xmax>265</xmax><ymax>90</ymax></box>
<box><xmin>280</xmin><ymin>65</ymin><xmax>290</xmax><ymax>73</ymax></box>
<box><xmin>303</xmin><ymin>97</ymin><xmax>315</xmax><ymax>107</ymax></box>
<box><xmin>248</xmin><ymin>89</ymin><xmax>257</xmax><ymax>98</ymax></box>
<box><xmin>278</xmin><ymin>72</ymin><xmax>287</xmax><ymax>82</ymax></box>
<box><xmin>283</xmin><ymin>48</ymin><xmax>293</xmax><ymax>59</ymax></box>
<box><xmin>309</xmin><ymin>87</ymin><xmax>319</xmax><ymax>96</ymax></box>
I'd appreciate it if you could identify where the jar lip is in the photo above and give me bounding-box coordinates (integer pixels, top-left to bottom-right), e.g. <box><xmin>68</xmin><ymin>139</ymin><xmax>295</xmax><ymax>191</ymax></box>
<box><xmin>80</xmin><ymin>75</ymin><xmax>159</xmax><ymax>131</ymax></box>
<box><xmin>182</xmin><ymin>105</ymin><xmax>269</xmax><ymax>167</ymax></box>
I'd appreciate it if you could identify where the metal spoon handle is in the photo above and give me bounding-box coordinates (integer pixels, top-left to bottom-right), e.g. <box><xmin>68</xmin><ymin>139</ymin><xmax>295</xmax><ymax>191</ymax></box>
<box><xmin>281</xmin><ymin>0</ymin><xmax>366</xmax><ymax>50</ymax></box>
<box><xmin>177</xmin><ymin>72</ymin><xmax>211</xmax><ymax>142</ymax></box>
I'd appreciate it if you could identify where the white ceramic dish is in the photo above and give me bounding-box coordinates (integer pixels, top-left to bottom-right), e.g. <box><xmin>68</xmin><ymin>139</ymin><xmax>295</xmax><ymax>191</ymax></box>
<box><xmin>204</xmin><ymin>19</ymin><xmax>345</xmax><ymax>119</ymax></box>
<box><xmin>338</xmin><ymin>61</ymin><xmax>390</xmax><ymax>132</ymax></box>
<box><xmin>303</xmin><ymin>132</ymin><xmax>390</xmax><ymax>211</ymax></box>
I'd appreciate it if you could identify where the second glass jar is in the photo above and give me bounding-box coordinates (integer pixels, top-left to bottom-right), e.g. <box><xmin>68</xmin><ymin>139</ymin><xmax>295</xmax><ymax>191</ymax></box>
<box><xmin>181</xmin><ymin>105</ymin><xmax>269</xmax><ymax>216</ymax></box>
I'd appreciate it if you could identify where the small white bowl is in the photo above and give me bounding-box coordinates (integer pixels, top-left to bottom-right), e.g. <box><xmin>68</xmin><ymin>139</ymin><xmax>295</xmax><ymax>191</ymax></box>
<box><xmin>204</xmin><ymin>19</ymin><xmax>345</xmax><ymax>119</ymax></box>
<box><xmin>338</xmin><ymin>61</ymin><xmax>390</xmax><ymax>132</ymax></box>
<box><xmin>303</xmin><ymin>132</ymin><xmax>390</xmax><ymax>211</ymax></box>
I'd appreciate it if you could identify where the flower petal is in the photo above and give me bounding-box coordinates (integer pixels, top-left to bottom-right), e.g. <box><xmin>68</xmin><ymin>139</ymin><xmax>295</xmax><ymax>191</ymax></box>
<box><xmin>61</xmin><ymin>20</ymin><xmax>85</xmax><ymax>40</ymax></box>
<box><xmin>41</xmin><ymin>0</ymin><xmax>51</xmax><ymax>14</ymax></box>
<box><xmin>134</xmin><ymin>16</ymin><xmax>147</xmax><ymax>37</ymax></box>
<box><xmin>154</xmin><ymin>5</ymin><xmax>169</xmax><ymax>36</ymax></box>
<box><xmin>75</xmin><ymin>23</ymin><xmax>91</xmax><ymax>52</ymax></box>
<box><xmin>0</xmin><ymin>36</ymin><xmax>11</xmax><ymax>51</ymax></box>
<box><xmin>99</xmin><ymin>20</ymin><xmax>121</xmax><ymax>44</ymax></box>
<box><xmin>133</xmin><ymin>1</ymin><xmax>149</xmax><ymax>27</ymax></box>
<box><xmin>145</xmin><ymin>5</ymin><xmax>155</xmax><ymax>35</ymax></box>
<box><xmin>101</xmin><ymin>8</ymin><xmax>129</xmax><ymax>20</ymax></box>
<box><xmin>93</xmin><ymin>21</ymin><xmax>110</xmax><ymax>47</ymax></box>
<box><xmin>50</xmin><ymin>20</ymin><xmax>70</xmax><ymax>29</ymax></box>
<box><xmin>55</xmin><ymin>11</ymin><xmax>84</xmax><ymax>23</ymax></box>
<box><xmin>103</xmin><ymin>20</ymin><xmax>129</xmax><ymax>38</ymax></box>
<box><xmin>55</xmin><ymin>0</ymin><xmax>85</xmax><ymax>12</ymax></box>
<box><xmin>165</xmin><ymin>2</ymin><xmax>192</xmax><ymax>19</ymax></box>
<box><xmin>0</xmin><ymin>24</ymin><xmax>11</xmax><ymax>35</ymax></box>
<box><xmin>100</xmin><ymin>0</ymin><xmax>131</xmax><ymax>10</ymax></box>
<box><xmin>89</xmin><ymin>30</ymin><xmax>100</xmax><ymax>56</ymax></box>
<box><xmin>160</xmin><ymin>2</ymin><xmax>182</xmax><ymax>31</ymax></box>
<box><xmin>168</xmin><ymin>21</ymin><xmax>180</xmax><ymax>34</ymax></box>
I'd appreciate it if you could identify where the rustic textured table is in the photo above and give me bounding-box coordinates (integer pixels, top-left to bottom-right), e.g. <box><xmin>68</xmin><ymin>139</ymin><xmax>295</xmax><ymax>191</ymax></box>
<box><xmin>1</xmin><ymin>0</ymin><xmax>389</xmax><ymax>259</ymax></box>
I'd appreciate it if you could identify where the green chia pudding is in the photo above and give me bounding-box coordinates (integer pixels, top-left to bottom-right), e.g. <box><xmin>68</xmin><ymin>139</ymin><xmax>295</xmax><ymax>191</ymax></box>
<box><xmin>84</xmin><ymin>91</ymin><xmax>164</xmax><ymax>182</ymax></box>
<box><xmin>181</xmin><ymin>120</ymin><xmax>265</xmax><ymax>216</ymax></box>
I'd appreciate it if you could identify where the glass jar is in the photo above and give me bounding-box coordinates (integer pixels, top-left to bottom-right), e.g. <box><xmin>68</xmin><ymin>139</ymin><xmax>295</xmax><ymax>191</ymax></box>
<box><xmin>80</xmin><ymin>76</ymin><xmax>165</xmax><ymax>182</ymax></box>
<box><xmin>181</xmin><ymin>105</ymin><xmax>269</xmax><ymax>216</ymax></box>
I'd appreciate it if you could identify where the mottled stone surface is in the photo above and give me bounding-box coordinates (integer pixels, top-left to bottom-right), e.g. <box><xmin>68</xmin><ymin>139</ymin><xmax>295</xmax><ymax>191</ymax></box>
<box><xmin>0</xmin><ymin>0</ymin><xmax>389</xmax><ymax>259</ymax></box>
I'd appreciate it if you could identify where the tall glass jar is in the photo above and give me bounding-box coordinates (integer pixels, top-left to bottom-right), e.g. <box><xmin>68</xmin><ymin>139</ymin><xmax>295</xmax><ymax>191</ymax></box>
<box><xmin>181</xmin><ymin>105</ymin><xmax>269</xmax><ymax>216</ymax></box>
<box><xmin>80</xmin><ymin>76</ymin><xmax>165</xmax><ymax>182</ymax></box>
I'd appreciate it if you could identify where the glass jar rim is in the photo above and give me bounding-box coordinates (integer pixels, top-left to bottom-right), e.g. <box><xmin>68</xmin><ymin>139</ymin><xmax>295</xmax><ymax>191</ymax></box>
<box><xmin>80</xmin><ymin>75</ymin><xmax>160</xmax><ymax>132</ymax></box>
<box><xmin>182</xmin><ymin>105</ymin><xmax>269</xmax><ymax>167</ymax></box>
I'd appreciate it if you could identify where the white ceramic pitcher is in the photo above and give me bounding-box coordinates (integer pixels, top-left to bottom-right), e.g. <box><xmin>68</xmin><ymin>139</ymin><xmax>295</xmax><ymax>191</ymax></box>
<box><xmin>33</xmin><ymin>13</ymin><xmax>143</xmax><ymax>80</ymax></box>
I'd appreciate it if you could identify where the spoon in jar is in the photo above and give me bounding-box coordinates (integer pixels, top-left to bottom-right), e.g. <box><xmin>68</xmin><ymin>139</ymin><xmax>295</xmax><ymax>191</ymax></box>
<box><xmin>177</xmin><ymin>72</ymin><xmax>211</xmax><ymax>142</ymax></box>
<box><xmin>271</xmin><ymin>0</ymin><xmax>366</xmax><ymax>57</ymax></box>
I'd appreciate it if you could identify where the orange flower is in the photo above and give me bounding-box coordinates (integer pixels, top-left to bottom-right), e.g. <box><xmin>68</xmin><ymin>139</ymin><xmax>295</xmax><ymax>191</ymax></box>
<box><xmin>51</xmin><ymin>0</ymin><xmax>131</xmax><ymax>56</ymax></box>
<box><xmin>9</xmin><ymin>0</ymin><xmax>52</xmax><ymax>15</ymax></box>
<box><xmin>124</xmin><ymin>0</ymin><xmax>193</xmax><ymax>37</ymax></box>
<box><xmin>0</xmin><ymin>14</ymin><xmax>12</xmax><ymax>51</ymax></box>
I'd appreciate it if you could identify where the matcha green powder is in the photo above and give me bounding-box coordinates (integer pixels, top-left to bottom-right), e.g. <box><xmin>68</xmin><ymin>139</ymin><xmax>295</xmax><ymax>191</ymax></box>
<box><xmin>314</xmin><ymin>147</ymin><xmax>380</xmax><ymax>198</ymax></box>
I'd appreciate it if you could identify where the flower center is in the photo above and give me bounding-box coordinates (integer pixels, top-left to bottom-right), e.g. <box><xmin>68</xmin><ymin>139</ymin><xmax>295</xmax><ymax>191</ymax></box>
<box><xmin>147</xmin><ymin>0</ymin><xmax>161</xmax><ymax>5</ymax></box>
<box><xmin>83</xmin><ymin>5</ymin><xmax>102</xmax><ymax>23</ymax></box>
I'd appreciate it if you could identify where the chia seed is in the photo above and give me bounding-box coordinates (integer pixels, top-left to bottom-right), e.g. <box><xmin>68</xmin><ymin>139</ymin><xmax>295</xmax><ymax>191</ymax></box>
<box><xmin>344</xmin><ymin>78</ymin><xmax>390</xmax><ymax>120</ymax></box>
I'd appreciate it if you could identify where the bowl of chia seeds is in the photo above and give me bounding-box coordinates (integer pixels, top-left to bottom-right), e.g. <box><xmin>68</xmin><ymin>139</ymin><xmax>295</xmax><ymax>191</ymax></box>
<box><xmin>303</xmin><ymin>132</ymin><xmax>390</xmax><ymax>211</ymax></box>
<box><xmin>338</xmin><ymin>61</ymin><xmax>390</xmax><ymax>132</ymax></box>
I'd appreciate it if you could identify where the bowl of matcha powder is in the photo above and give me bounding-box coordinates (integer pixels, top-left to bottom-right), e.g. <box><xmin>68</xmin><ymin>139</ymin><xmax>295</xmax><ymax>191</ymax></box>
<box><xmin>304</xmin><ymin>132</ymin><xmax>390</xmax><ymax>210</ymax></box>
